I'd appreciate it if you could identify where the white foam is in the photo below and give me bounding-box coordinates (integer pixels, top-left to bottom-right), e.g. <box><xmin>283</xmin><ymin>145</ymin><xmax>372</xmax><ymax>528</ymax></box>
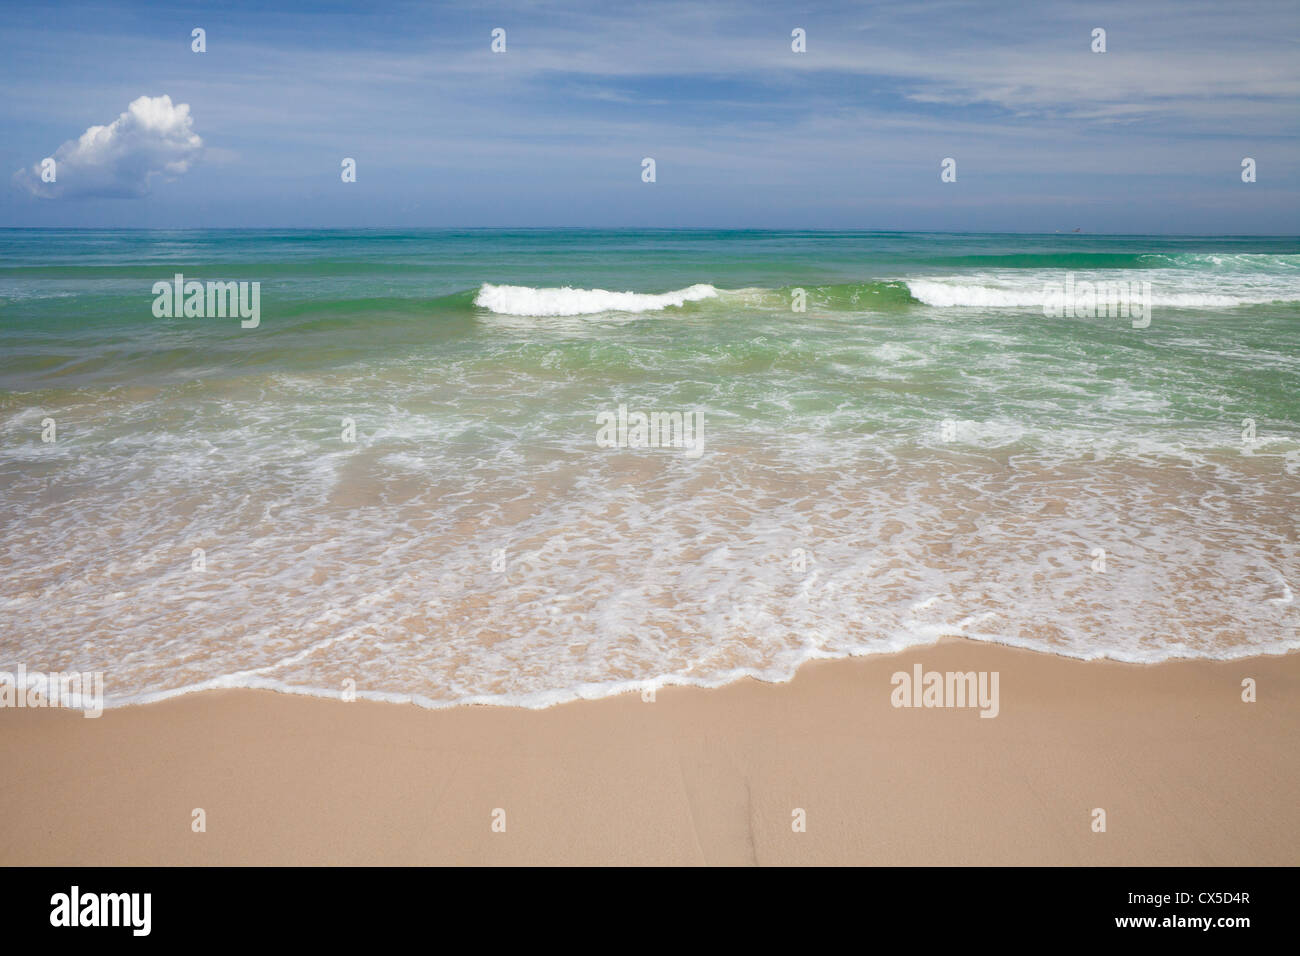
<box><xmin>473</xmin><ymin>282</ymin><xmax>718</xmax><ymax>316</ymax></box>
<box><xmin>907</xmin><ymin>281</ymin><xmax>1048</xmax><ymax>308</ymax></box>
<box><xmin>906</xmin><ymin>273</ymin><xmax>1300</xmax><ymax>309</ymax></box>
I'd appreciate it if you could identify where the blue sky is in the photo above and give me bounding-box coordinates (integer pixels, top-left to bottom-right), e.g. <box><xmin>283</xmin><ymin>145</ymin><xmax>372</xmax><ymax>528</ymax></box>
<box><xmin>2</xmin><ymin>0</ymin><xmax>1297</xmax><ymax>232</ymax></box>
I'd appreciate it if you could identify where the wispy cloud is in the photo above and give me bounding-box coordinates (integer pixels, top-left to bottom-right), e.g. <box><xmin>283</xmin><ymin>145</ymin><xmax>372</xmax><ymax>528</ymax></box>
<box><xmin>0</xmin><ymin>0</ymin><xmax>1294</xmax><ymax>229</ymax></box>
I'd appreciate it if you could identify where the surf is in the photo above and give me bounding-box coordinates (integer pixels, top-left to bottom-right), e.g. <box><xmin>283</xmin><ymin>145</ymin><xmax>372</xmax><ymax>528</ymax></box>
<box><xmin>473</xmin><ymin>282</ymin><xmax>718</xmax><ymax>316</ymax></box>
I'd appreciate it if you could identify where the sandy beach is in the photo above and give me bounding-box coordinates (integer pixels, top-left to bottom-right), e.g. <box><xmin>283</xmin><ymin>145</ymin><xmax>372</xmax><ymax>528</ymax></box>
<box><xmin>2</xmin><ymin>638</ymin><xmax>1295</xmax><ymax>866</ymax></box>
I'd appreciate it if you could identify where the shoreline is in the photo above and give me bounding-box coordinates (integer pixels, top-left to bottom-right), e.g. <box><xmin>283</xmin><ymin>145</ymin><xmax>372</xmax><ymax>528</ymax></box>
<box><xmin>27</xmin><ymin>634</ymin><xmax>1300</xmax><ymax>715</ymax></box>
<box><xmin>3</xmin><ymin>638</ymin><xmax>1297</xmax><ymax>865</ymax></box>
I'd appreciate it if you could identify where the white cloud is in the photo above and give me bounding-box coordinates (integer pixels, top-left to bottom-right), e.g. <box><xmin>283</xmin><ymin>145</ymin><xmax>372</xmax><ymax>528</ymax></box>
<box><xmin>14</xmin><ymin>94</ymin><xmax>202</xmax><ymax>199</ymax></box>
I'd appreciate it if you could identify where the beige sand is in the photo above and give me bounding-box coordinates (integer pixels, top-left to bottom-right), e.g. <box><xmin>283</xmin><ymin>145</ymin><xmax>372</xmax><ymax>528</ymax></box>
<box><xmin>1</xmin><ymin>639</ymin><xmax>1295</xmax><ymax>865</ymax></box>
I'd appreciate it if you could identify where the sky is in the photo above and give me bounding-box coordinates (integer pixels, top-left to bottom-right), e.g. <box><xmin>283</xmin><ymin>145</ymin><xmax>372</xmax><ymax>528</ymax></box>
<box><xmin>1</xmin><ymin>0</ymin><xmax>1297</xmax><ymax>232</ymax></box>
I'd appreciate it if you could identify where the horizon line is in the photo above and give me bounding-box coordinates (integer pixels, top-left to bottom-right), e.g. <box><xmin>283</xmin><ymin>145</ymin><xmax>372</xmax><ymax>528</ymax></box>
<box><xmin>2</xmin><ymin>226</ymin><xmax>1298</xmax><ymax>239</ymax></box>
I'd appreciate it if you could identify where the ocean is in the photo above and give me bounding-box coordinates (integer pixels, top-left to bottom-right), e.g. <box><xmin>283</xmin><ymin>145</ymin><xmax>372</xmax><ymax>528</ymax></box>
<box><xmin>1</xmin><ymin>229</ymin><xmax>1297</xmax><ymax>708</ymax></box>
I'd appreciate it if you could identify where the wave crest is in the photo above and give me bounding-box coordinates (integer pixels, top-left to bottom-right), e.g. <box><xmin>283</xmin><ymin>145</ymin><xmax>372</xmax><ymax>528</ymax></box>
<box><xmin>474</xmin><ymin>282</ymin><xmax>718</xmax><ymax>316</ymax></box>
<box><xmin>906</xmin><ymin>279</ymin><xmax>1295</xmax><ymax>309</ymax></box>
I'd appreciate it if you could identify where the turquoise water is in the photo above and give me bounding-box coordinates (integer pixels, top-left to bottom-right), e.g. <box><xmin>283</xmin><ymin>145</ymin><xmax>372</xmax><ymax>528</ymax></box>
<box><xmin>1</xmin><ymin>230</ymin><xmax>1297</xmax><ymax>707</ymax></box>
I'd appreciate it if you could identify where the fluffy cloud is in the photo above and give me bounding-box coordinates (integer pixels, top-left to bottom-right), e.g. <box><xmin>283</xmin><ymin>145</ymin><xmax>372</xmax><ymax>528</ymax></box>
<box><xmin>14</xmin><ymin>94</ymin><xmax>202</xmax><ymax>199</ymax></box>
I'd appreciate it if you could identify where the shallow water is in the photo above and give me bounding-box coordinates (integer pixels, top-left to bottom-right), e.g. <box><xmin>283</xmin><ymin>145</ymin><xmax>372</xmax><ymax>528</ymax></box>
<box><xmin>1</xmin><ymin>229</ymin><xmax>1297</xmax><ymax>707</ymax></box>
